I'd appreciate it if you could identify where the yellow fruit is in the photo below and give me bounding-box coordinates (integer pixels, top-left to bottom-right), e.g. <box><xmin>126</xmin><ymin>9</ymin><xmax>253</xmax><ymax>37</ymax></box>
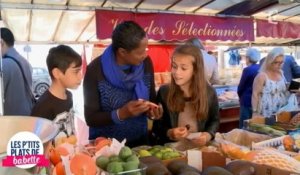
<box><xmin>55</xmin><ymin>137</ymin><xmax>67</xmax><ymax>146</ymax></box>
<box><xmin>295</xmin><ymin>139</ymin><xmax>300</xmax><ymax>149</ymax></box>
<box><xmin>67</xmin><ymin>135</ymin><xmax>77</xmax><ymax>145</ymax></box>
<box><xmin>293</xmin><ymin>154</ymin><xmax>300</xmax><ymax>161</ymax></box>
<box><xmin>138</xmin><ymin>149</ymin><xmax>151</xmax><ymax>157</ymax></box>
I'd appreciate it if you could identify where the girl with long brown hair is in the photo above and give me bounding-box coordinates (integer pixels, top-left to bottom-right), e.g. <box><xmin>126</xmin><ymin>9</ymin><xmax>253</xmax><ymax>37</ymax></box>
<box><xmin>151</xmin><ymin>44</ymin><xmax>219</xmax><ymax>146</ymax></box>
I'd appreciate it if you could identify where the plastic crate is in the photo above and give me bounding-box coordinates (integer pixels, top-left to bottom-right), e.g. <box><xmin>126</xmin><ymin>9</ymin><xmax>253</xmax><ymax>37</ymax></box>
<box><xmin>252</xmin><ymin>135</ymin><xmax>299</xmax><ymax>157</ymax></box>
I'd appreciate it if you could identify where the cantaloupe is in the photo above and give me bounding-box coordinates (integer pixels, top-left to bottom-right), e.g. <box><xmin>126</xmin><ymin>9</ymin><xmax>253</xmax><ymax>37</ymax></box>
<box><xmin>70</xmin><ymin>153</ymin><xmax>97</xmax><ymax>175</ymax></box>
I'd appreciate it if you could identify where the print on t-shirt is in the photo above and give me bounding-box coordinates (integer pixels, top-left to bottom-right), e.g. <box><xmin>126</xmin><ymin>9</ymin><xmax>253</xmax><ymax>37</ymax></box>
<box><xmin>54</xmin><ymin>108</ymin><xmax>75</xmax><ymax>136</ymax></box>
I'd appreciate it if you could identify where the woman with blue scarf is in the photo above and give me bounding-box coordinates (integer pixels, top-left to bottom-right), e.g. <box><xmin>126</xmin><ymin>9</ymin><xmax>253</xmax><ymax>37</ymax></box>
<box><xmin>83</xmin><ymin>21</ymin><xmax>162</xmax><ymax>147</ymax></box>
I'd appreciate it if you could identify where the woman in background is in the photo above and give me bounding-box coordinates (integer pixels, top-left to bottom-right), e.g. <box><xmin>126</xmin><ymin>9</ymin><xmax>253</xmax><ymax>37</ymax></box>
<box><xmin>151</xmin><ymin>44</ymin><xmax>219</xmax><ymax>146</ymax></box>
<box><xmin>252</xmin><ymin>47</ymin><xmax>289</xmax><ymax>118</ymax></box>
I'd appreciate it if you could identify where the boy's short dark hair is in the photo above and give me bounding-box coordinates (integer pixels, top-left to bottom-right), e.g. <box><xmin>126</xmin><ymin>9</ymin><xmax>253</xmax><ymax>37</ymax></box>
<box><xmin>46</xmin><ymin>45</ymin><xmax>82</xmax><ymax>78</ymax></box>
<box><xmin>0</xmin><ymin>27</ymin><xmax>15</xmax><ymax>47</ymax></box>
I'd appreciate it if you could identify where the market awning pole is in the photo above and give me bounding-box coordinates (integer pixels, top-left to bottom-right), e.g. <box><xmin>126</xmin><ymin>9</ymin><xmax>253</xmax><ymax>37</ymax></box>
<box><xmin>0</xmin><ymin>28</ymin><xmax>4</xmax><ymax>116</ymax></box>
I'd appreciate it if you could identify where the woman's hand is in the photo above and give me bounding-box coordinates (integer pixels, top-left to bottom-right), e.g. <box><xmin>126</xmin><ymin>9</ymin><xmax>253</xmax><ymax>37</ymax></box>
<box><xmin>118</xmin><ymin>99</ymin><xmax>150</xmax><ymax>120</ymax></box>
<box><xmin>167</xmin><ymin>127</ymin><xmax>189</xmax><ymax>141</ymax></box>
<box><xmin>146</xmin><ymin>103</ymin><xmax>163</xmax><ymax>120</ymax></box>
<box><xmin>190</xmin><ymin>132</ymin><xmax>212</xmax><ymax>146</ymax></box>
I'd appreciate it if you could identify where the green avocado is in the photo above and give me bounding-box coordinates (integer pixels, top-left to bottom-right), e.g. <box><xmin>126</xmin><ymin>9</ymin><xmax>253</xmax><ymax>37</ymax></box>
<box><xmin>95</xmin><ymin>156</ymin><xmax>109</xmax><ymax>170</ymax></box>
<box><xmin>123</xmin><ymin>161</ymin><xmax>139</xmax><ymax>171</ymax></box>
<box><xmin>106</xmin><ymin>161</ymin><xmax>124</xmax><ymax>173</ymax></box>
<box><xmin>126</xmin><ymin>154</ymin><xmax>140</xmax><ymax>164</ymax></box>
<box><xmin>109</xmin><ymin>155</ymin><xmax>122</xmax><ymax>162</ymax></box>
<box><xmin>119</xmin><ymin>146</ymin><xmax>133</xmax><ymax>160</ymax></box>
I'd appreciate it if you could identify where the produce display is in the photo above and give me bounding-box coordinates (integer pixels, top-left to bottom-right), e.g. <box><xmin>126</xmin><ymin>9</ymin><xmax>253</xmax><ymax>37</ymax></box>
<box><xmin>49</xmin><ymin>136</ymin><xmax>188</xmax><ymax>175</ymax></box>
<box><xmin>253</xmin><ymin>135</ymin><xmax>300</xmax><ymax>156</ymax></box>
<box><xmin>95</xmin><ymin>146</ymin><xmax>144</xmax><ymax>174</ymax></box>
<box><xmin>167</xmin><ymin>160</ymin><xmax>200</xmax><ymax>175</ymax></box>
<box><xmin>136</xmin><ymin>145</ymin><xmax>181</xmax><ymax>160</ymax></box>
<box><xmin>49</xmin><ymin>136</ymin><xmax>144</xmax><ymax>175</ymax></box>
<box><xmin>139</xmin><ymin>156</ymin><xmax>199</xmax><ymax>175</ymax></box>
<box><xmin>247</xmin><ymin>123</ymin><xmax>286</xmax><ymax>137</ymax></box>
<box><xmin>46</xmin><ymin>118</ymin><xmax>300</xmax><ymax>175</ymax></box>
<box><xmin>224</xmin><ymin>160</ymin><xmax>256</xmax><ymax>175</ymax></box>
<box><xmin>244</xmin><ymin>148</ymin><xmax>300</xmax><ymax>173</ymax></box>
<box><xmin>246</xmin><ymin>111</ymin><xmax>300</xmax><ymax>135</ymax></box>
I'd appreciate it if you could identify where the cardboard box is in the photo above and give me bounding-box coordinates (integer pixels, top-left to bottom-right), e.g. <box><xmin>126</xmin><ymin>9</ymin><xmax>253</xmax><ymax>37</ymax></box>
<box><xmin>187</xmin><ymin>149</ymin><xmax>229</xmax><ymax>171</ymax></box>
<box><xmin>187</xmin><ymin>148</ymin><xmax>300</xmax><ymax>174</ymax></box>
<box><xmin>253</xmin><ymin>162</ymin><xmax>299</xmax><ymax>175</ymax></box>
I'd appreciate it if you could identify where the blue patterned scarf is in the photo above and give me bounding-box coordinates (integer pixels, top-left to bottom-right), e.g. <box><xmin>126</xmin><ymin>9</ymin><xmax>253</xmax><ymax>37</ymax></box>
<box><xmin>101</xmin><ymin>45</ymin><xmax>149</xmax><ymax>100</ymax></box>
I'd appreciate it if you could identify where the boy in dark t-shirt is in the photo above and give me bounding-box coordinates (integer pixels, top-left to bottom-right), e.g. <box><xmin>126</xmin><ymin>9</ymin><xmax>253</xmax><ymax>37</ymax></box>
<box><xmin>31</xmin><ymin>45</ymin><xmax>82</xmax><ymax>136</ymax></box>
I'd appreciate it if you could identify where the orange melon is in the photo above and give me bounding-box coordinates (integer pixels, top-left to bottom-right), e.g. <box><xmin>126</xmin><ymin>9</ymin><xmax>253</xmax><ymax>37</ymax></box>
<box><xmin>95</xmin><ymin>139</ymin><xmax>111</xmax><ymax>151</ymax></box>
<box><xmin>52</xmin><ymin>161</ymin><xmax>66</xmax><ymax>175</ymax></box>
<box><xmin>49</xmin><ymin>148</ymin><xmax>61</xmax><ymax>166</ymax></box>
<box><xmin>49</xmin><ymin>146</ymin><xmax>69</xmax><ymax>166</ymax></box>
<box><xmin>95</xmin><ymin>137</ymin><xmax>108</xmax><ymax>145</ymax></box>
<box><xmin>56</xmin><ymin>146</ymin><xmax>69</xmax><ymax>156</ymax></box>
<box><xmin>70</xmin><ymin>153</ymin><xmax>97</xmax><ymax>175</ymax></box>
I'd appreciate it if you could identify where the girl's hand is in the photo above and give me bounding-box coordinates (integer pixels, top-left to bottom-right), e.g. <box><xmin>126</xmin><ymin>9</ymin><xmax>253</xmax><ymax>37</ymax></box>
<box><xmin>167</xmin><ymin>127</ymin><xmax>189</xmax><ymax>141</ymax></box>
<box><xmin>190</xmin><ymin>132</ymin><xmax>212</xmax><ymax>146</ymax></box>
<box><xmin>146</xmin><ymin>103</ymin><xmax>163</xmax><ymax>120</ymax></box>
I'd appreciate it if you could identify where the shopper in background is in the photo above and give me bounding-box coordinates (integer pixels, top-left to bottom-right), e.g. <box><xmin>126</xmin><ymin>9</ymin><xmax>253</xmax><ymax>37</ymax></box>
<box><xmin>0</xmin><ymin>27</ymin><xmax>33</xmax><ymax>115</ymax></box>
<box><xmin>83</xmin><ymin>21</ymin><xmax>162</xmax><ymax>147</ymax></box>
<box><xmin>260</xmin><ymin>54</ymin><xmax>300</xmax><ymax>83</ymax></box>
<box><xmin>31</xmin><ymin>45</ymin><xmax>82</xmax><ymax>121</ymax></box>
<box><xmin>151</xmin><ymin>44</ymin><xmax>219</xmax><ymax>146</ymax></box>
<box><xmin>252</xmin><ymin>47</ymin><xmax>289</xmax><ymax>118</ymax></box>
<box><xmin>281</xmin><ymin>55</ymin><xmax>300</xmax><ymax>83</ymax></box>
<box><xmin>185</xmin><ymin>38</ymin><xmax>219</xmax><ymax>85</ymax></box>
<box><xmin>237</xmin><ymin>48</ymin><xmax>261</xmax><ymax>128</ymax></box>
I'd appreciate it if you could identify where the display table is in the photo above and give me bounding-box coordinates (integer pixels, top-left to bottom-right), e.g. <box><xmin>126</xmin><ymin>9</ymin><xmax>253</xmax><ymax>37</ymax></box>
<box><xmin>218</xmin><ymin>106</ymin><xmax>240</xmax><ymax>133</ymax></box>
<box><xmin>214</xmin><ymin>85</ymin><xmax>240</xmax><ymax>133</ymax></box>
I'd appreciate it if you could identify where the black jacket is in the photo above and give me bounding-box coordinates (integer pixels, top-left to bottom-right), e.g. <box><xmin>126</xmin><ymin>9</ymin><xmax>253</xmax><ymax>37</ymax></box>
<box><xmin>151</xmin><ymin>84</ymin><xmax>220</xmax><ymax>145</ymax></box>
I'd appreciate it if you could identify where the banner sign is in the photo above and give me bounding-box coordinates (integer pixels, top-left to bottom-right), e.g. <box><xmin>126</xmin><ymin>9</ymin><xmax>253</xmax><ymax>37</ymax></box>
<box><xmin>257</xmin><ymin>19</ymin><xmax>300</xmax><ymax>39</ymax></box>
<box><xmin>95</xmin><ymin>10</ymin><xmax>254</xmax><ymax>41</ymax></box>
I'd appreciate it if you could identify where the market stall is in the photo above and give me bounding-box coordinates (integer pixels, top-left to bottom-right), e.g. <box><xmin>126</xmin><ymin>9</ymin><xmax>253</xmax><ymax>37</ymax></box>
<box><xmin>94</xmin><ymin>9</ymin><xmax>256</xmax><ymax>133</ymax></box>
<box><xmin>2</xmin><ymin>1</ymin><xmax>300</xmax><ymax>175</ymax></box>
